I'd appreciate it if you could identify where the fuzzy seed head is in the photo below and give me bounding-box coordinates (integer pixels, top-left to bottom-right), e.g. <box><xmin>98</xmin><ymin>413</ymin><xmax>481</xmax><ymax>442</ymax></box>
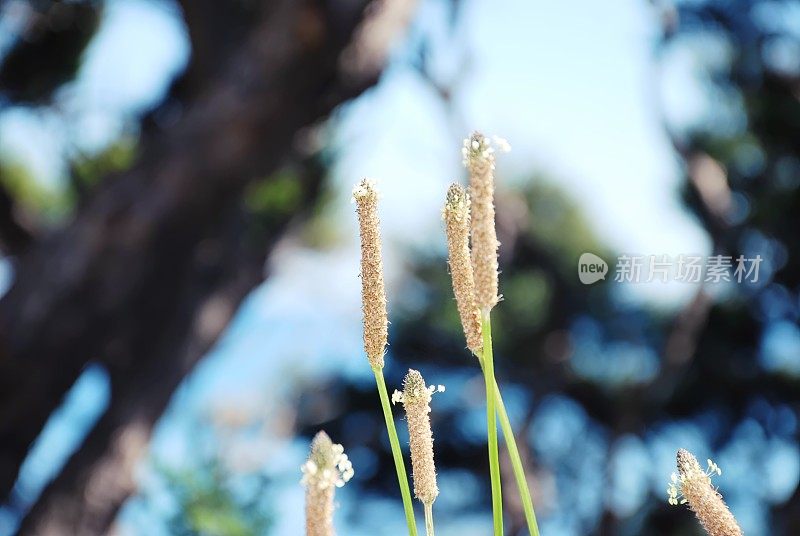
<box><xmin>443</xmin><ymin>183</ymin><xmax>482</xmax><ymax>353</ymax></box>
<box><xmin>668</xmin><ymin>449</ymin><xmax>742</xmax><ymax>536</ymax></box>
<box><xmin>301</xmin><ymin>432</ymin><xmax>354</xmax><ymax>536</ymax></box>
<box><xmin>396</xmin><ymin>369</ymin><xmax>440</xmax><ymax>505</ymax></box>
<box><xmin>462</xmin><ymin>132</ymin><xmax>508</xmax><ymax>312</ymax></box>
<box><xmin>353</xmin><ymin>178</ymin><xmax>388</xmax><ymax>370</ymax></box>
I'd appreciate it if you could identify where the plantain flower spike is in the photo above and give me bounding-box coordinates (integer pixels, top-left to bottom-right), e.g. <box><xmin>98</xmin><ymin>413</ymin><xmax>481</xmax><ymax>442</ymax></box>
<box><xmin>461</xmin><ymin>132</ymin><xmax>509</xmax><ymax>313</ymax></box>
<box><xmin>301</xmin><ymin>431</ymin><xmax>355</xmax><ymax>536</ymax></box>
<box><xmin>668</xmin><ymin>449</ymin><xmax>743</xmax><ymax>536</ymax></box>
<box><xmin>443</xmin><ymin>183</ymin><xmax>483</xmax><ymax>353</ymax></box>
<box><xmin>392</xmin><ymin>369</ymin><xmax>445</xmax><ymax>507</ymax></box>
<box><xmin>353</xmin><ymin>178</ymin><xmax>388</xmax><ymax>370</ymax></box>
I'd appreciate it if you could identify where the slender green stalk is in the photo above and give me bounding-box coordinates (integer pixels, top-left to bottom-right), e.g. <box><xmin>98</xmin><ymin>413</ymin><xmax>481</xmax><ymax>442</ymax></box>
<box><xmin>495</xmin><ymin>385</ymin><xmax>540</xmax><ymax>536</ymax></box>
<box><xmin>481</xmin><ymin>312</ymin><xmax>504</xmax><ymax>535</ymax></box>
<box><xmin>374</xmin><ymin>367</ymin><xmax>418</xmax><ymax>536</ymax></box>
<box><xmin>476</xmin><ymin>331</ymin><xmax>541</xmax><ymax>535</ymax></box>
<box><xmin>424</xmin><ymin>503</ymin><xmax>434</xmax><ymax>536</ymax></box>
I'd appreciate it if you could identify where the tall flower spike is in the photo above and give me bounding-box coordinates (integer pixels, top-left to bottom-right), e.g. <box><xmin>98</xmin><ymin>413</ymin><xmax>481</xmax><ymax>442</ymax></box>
<box><xmin>301</xmin><ymin>431</ymin><xmax>354</xmax><ymax>536</ymax></box>
<box><xmin>443</xmin><ymin>183</ymin><xmax>482</xmax><ymax>353</ymax></box>
<box><xmin>393</xmin><ymin>369</ymin><xmax>443</xmax><ymax>506</ymax></box>
<box><xmin>668</xmin><ymin>449</ymin><xmax>742</xmax><ymax>536</ymax></box>
<box><xmin>353</xmin><ymin>178</ymin><xmax>388</xmax><ymax>370</ymax></box>
<box><xmin>462</xmin><ymin>132</ymin><xmax>508</xmax><ymax>313</ymax></box>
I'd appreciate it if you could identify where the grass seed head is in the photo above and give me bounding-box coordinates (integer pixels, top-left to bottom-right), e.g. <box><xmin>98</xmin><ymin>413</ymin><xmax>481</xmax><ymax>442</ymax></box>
<box><xmin>668</xmin><ymin>449</ymin><xmax>742</xmax><ymax>536</ymax></box>
<box><xmin>301</xmin><ymin>431</ymin><xmax>354</xmax><ymax>536</ymax></box>
<box><xmin>462</xmin><ymin>132</ymin><xmax>509</xmax><ymax>313</ymax></box>
<box><xmin>443</xmin><ymin>183</ymin><xmax>482</xmax><ymax>353</ymax></box>
<box><xmin>353</xmin><ymin>178</ymin><xmax>388</xmax><ymax>370</ymax></box>
<box><xmin>393</xmin><ymin>369</ymin><xmax>443</xmax><ymax>505</ymax></box>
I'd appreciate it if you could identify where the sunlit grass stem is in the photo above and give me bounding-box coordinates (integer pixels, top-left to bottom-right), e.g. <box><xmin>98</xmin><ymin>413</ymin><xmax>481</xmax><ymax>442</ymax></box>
<box><xmin>495</xmin><ymin>390</ymin><xmax>540</xmax><ymax>536</ymax></box>
<box><xmin>481</xmin><ymin>312</ymin><xmax>504</xmax><ymax>535</ymax></box>
<box><xmin>476</xmin><ymin>327</ymin><xmax>541</xmax><ymax>536</ymax></box>
<box><xmin>424</xmin><ymin>503</ymin><xmax>434</xmax><ymax>536</ymax></box>
<box><xmin>374</xmin><ymin>367</ymin><xmax>419</xmax><ymax>536</ymax></box>
<box><xmin>456</xmin><ymin>133</ymin><xmax>538</xmax><ymax>534</ymax></box>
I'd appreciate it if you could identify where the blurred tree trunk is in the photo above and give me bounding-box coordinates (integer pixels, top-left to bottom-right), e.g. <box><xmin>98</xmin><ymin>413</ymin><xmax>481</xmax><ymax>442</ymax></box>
<box><xmin>0</xmin><ymin>0</ymin><xmax>396</xmax><ymax>533</ymax></box>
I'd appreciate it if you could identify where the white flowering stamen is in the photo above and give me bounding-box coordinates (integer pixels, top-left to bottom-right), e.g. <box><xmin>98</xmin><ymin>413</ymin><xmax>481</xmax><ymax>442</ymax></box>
<box><xmin>669</xmin><ymin>449</ymin><xmax>742</xmax><ymax>536</ymax></box>
<box><xmin>302</xmin><ymin>432</ymin><xmax>353</xmax><ymax>536</ymax></box>
<box><xmin>492</xmin><ymin>136</ymin><xmax>511</xmax><ymax>154</ymax></box>
<box><xmin>301</xmin><ymin>432</ymin><xmax>354</xmax><ymax>490</ymax></box>
<box><xmin>461</xmin><ymin>134</ymin><xmax>511</xmax><ymax>168</ymax></box>
<box><xmin>351</xmin><ymin>177</ymin><xmax>379</xmax><ymax>203</ymax></box>
<box><xmin>392</xmin><ymin>383</ymin><xmax>445</xmax><ymax>405</ymax></box>
<box><xmin>667</xmin><ymin>457</ymin><xmax>722</xmax><ymax>506</ymax></box>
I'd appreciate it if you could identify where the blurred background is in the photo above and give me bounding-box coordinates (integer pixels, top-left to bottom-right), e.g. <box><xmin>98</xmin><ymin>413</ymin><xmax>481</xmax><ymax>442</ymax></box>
<box><xmin>0</xmin><ymin>0</ymin><xmax>798</xmax><ymax>534</ymax></box>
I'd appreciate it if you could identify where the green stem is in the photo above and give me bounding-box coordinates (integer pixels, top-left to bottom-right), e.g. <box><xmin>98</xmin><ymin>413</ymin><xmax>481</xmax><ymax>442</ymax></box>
<box><xmin>481</xmin><ymin>312</ymin><xmax>504</xmax><ymax>535</ymax></box>
<box><xmin>495</xmin><ymin>384</ymin><xmax>540</xmax><ymax>536</ymax></box>
<box><xmin>424</xmin><ymin>503</ymin><xmax>434</xmax><ymax>536</ymax></box>
<box><xmin>373</xmin><ymin>367</ymin><xmax>418</xmax><ymax>536</ymax></box>
<box><xmin>475</xmin><ymin>346</ymin><xmax>541</xmax><ymax>536</ymax></box>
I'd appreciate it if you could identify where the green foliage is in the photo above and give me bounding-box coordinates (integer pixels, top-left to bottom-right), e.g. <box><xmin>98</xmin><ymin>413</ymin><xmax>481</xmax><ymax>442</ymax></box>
<box><xmin>71</xmin><ymin>138</ymin><xmax>137</xmax><ymax>192</ymax></box>
<box><xmin>0</xmin><ymin>137</ymin><xmax>138</xmax><ymax>224</ymax></box>
<box><xmin>0</xmin><ymin>159</ymin><xmax>70</xmax><ymax>220</ymax></box>
<box><xmin>244</xmin><ymin>171</ymin><xmax>302</xmax><ymax>217</ymax></box>
<box><xmin>243</xmin><ymin>168</ymin><xmax>312</xmax><ymax>249</ymax></box>
<box><xmin>157</xmin><ymin>460</ymin><xmax>272</xmax><ymax>536</ymax></box>
<box><xmin>297</xmin><ymin>184</ymin><xmax>344</xmax><ymax>250</ymax></box>
<box><xmin>139</xmin><ymin>412</ymin><xmax>274</xmax><ymax>535</ymax></box>
<box><xmin>501</xmin><ymin>271</ymin><xmax>551</xmax><ymax>330</ymax></box>
<box><xmin>523</xmin><ymin>180</ymin><xmax>607</xmax><ymax>273</ymax></box>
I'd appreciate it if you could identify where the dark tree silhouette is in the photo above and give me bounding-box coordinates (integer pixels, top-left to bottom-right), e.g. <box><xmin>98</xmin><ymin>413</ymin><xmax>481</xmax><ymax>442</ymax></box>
<box><xmin>0</xmin><ymin>0</ymin><xmax>402</xmax><ymax>533</ymax></box>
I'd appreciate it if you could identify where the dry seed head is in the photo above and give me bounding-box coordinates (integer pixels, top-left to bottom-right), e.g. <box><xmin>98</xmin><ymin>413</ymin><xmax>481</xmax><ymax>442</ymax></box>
<box><xmin>301</xmin><ymin>431</ymin><xmax>354</xmax><ymax>536</ymax></box>
<box><xmin>443</xmin><ymin>183</ymin><xmax>482</xmax><ymax>353</ymax></box>
<box><xmin>392</xmin><ymin>369</ymin><xmax>443</xmax><ymax>505</ymax></box>
<box><xmin>462</xmin><ymin>132</ymin><xmax>509</xmax><ymax>312</ymax></box>
<box><xmin>353</xmin><ymin>178</ymin><xmax>388</xmax><ymax>370</ymax></box>
<box><xmin>668</xmin><ymin>449</ymin><xmax>742</xmax><ymax>536</ymax></box>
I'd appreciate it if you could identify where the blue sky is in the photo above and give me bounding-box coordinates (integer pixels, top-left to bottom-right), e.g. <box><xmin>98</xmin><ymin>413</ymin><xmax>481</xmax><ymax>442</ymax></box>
<box><xmin>325</xmin><ymin>0</ymin><xmax>709</xmax><ymax>304</ymax></box>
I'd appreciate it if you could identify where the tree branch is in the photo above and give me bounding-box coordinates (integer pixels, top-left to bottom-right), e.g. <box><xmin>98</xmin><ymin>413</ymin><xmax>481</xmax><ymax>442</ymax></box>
<box><xmin>0</xmin><ymin>0</ymin><xmax>374</xmax><ymax>508</ymax></box>
<box><xmin>18</xmin><ymin>200</ymin><xmax>273</xmax><ymax>534</ymax></box>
